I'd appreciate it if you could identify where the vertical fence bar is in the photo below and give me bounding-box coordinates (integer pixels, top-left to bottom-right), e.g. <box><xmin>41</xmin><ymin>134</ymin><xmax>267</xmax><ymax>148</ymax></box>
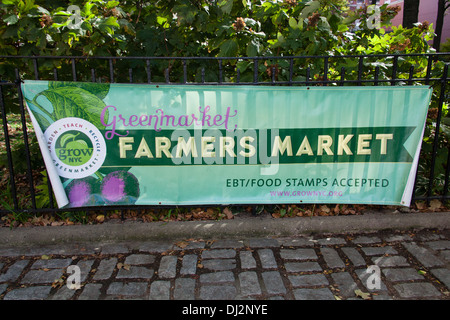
<box><xmin>340</xmin><ymin>67</ymin><xmax>345</xmax><ymax>86</ymax></box>
<box><xmin>427</xmin><ymin>63</ymin><xmax>449</xmax><ymax>202</ymax></box>
<box><xmin>357</xmin><ymin>56</ymin><xmax>363</xmax><ymax>86</ymax></box>
<box><xmin>444</xmin><ymin>143</ymin><xmax>450</xmax><ymax>201</ymax></box>
<box><xmin>109</xmin><ymin>58</ymin><xmax>115</xmax><ymax>83</ymax></box>
<box><xmin>323</xmin><ymin>57</ymin><xmax>328</xmax><ymax>85</ymax></box>
<box><xmin>183</xmin><ymin>60</ymin><xmax>187</xmax><ymax>84</ymax></box>
<box><xmin>236</xmin><ymin>68</ymin><xmax>241</xmax><ymax>84</ymax></box>
<box><xmin>165</xmin><ymin>68</ymin><xmax>170</xmax><ymax>83</ymax></box>
<box><xmin>425</xmin><ymin>55</ymin><xmax>433</xmax><ymax>85</ymax></box>
<box><xmin>146</xmin><ymin>59</ymin><xmax>151</xmax><ymax>83</ymax></box>
<box><xmin>33</xmin><ymin>58</ymin><xmax>39</xmax><ymax>81</ymax></box>
<box><xmin>15</xmin><ymin>68</ymin><xmax>36</xmax><ymax>209</ymax></box>
<box><xmin>374</xmin><ymin>66</ymin><xmax>380</xmax><ymax>86</ymax></box>
<box><xmin>391</xmin><ymin>55</ymin><xmax>398</xmax><ymax>86</ymax></box>
<box><xmin>218</xmin><ymin>59</ymin><xmax>223</xmax><ymax>84</ymax></box>
<box><xmin>408</xmin><ymin>65</ymin><xmax>414</xmax><ymax>85</ymax></box>
<box><xmin>71</xmin><ymin>58</ymin><xmax>77</xmax><ymax>81</ymax></box>
<box><xmin>0</xmin><ymin>85</ymin><xmax>19</xmax><ymax>211</ymax></box>
<box><xmin>129</xmin><ymin>68</ymin><xmax>133</xmax><ymax>83</ymax></box>
<box><xmin>253</xmin><ymin>59</ymin><xmax>258</xmax><ymax>84</ymax></box>
<box><xmin>54</xmin><ymin>68</ymin><xmax>59</xmax><ymax>81</ymax></box>
<box><xmin>289</xmin><ymin>58</ymin><xmax>293</xmax><ymax>86</ymax></box>
<box><xmin>91</xmin><ymin>68</ymin><xmax>96</xmax><ymax>82</ymax></box>
<box><xmin>306</xmin><ymin>67</ymin><xmax>310</xmax><ymax>86</ymax></box>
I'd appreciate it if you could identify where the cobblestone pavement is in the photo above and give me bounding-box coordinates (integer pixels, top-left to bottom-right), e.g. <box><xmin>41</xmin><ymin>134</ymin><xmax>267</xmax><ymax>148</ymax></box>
<box><xmin>0</xmin><ymin>228</ymin><xmax>449</xmax><ymax>301</ymax></box>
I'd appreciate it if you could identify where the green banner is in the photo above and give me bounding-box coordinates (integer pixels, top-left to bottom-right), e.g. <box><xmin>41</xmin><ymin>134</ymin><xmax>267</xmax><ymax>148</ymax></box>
<box><xmin>21</xmin><ymin>81</ymin><xmax>432</xmax><ymax>208</ymax></box>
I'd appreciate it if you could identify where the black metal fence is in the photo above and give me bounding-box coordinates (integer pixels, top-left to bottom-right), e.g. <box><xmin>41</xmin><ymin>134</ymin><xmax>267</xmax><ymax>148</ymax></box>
<box><xmin>0</xmin><ymin>53</ymin><xmax>449</xmax><ymax>217</ymax></box>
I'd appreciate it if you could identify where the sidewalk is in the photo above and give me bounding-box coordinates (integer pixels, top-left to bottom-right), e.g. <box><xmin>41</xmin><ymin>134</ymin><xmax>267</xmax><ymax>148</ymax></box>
<box><xmin>0</xmin><ymin>211</ymin><xmax>449</xmax><ymax>301</ymax></box>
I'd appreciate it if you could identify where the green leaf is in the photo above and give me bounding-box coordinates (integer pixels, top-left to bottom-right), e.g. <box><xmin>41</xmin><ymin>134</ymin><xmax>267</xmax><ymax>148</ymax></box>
<box><xmin>34</xmin><ymin>87</ymin><xmax>108</xmax><ymax>129</ymax></box>
<box><xmin>289</xmin><ymin>17</ymin><xmax>298</xmax><ymax>29</ymax></box>
<box><xmin>3</xmin><ymin>14</ymin><xmax>19</xmax><ymax>25</ymax></box>
<box><xmin>106</xmin><ymin>1</ymin><xmax>120</xmax><ymax>9</ymax></box>
<box><xmin>48</xmin><ymin>81</ymin><xmax>110</xmax><ymax>100</ymax></box>
<box><xmin>219</xmin><ymin>39</ymin><xmax>238</xmax><ymax>57</ymax></box>
<box><xmin>219</xmin><ymin>0</ymin><xmax>233</xmax><ymax>15</ymax></box>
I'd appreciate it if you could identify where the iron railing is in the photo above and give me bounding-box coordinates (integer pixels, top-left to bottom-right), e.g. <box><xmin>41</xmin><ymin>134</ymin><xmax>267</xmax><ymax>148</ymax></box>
<box><xmin>0</xmin><ymin>53</ymin><xmax>449</xmax><ymax>217</ymax></box>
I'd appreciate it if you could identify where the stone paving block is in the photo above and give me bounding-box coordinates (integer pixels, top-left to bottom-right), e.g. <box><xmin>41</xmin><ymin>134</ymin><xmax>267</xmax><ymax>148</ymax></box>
<box><xmin>202</xmin><ymin>259</ymin><xmax>236</xmax><ymax>271</ymax></box>
<box><xmin>316</xmin><ymin>237</ymin><xmax>346</xmax><ymax>246</ymax></box>
<box><xmin>280</xmin><ymin>237</ymin><xmax>315</xmax><ymax>247</ymax></box>
<box><xmin>50</xmin><ymin>285</ymin><xmax>76</xmax><ymax>300</ymax></box>
<box><xmin>440</xmin><ymin>250</ymin><xmax>450</xmax><ymax>261</ymax></box>
<box><xmin>31</xmin><ymin>258</ymin><xmax>73</xmax><ymax>270</ymax></box>
<box><xmin>107</xmin><ymin>282</ymin><xmax>148</xmax><ymax>296</ymax></box>
<box><xmin>180</xmin><ymin>254</ymin><xmax>198</xmax><ymax>275</ymax></box>
<box><xmin>257</xmin><ymin>249</ymin><xmax>277</xmax><ymax>269</ymax></box>
<box><xmin>174</xmin><ymin>278</ymin><xmax>196</xmax><ymax>300</ymax></box>
<box><xmin>100</xmin><ymin>243</ymin><xmax>131</xmax><ymax>254</ymax></box>
<box><xmin>382</xmin><ymin>268</ymin><xmax>425</xmax><ymax>282</ymax></box>
<box><xmin>158</xmin><ymin>255</ymin><xmax>178</xmax><ymax>279</ymax></box>
<box><xmin>202</xmin><ymin>249</ymin><xmax>236</xmax><ymax>259</ymax></box>
<box><xmin>116</xmin><ymin>266</ymin><xmax>154</xmax><ymax>279</ymax></box>
<box><xmin>0</xmin><ymin>260</ymin><xmax>29</xmax><ymax>283</ymax></box>
<box><xmin>284</xmin><ymin>261</ymin><xmax>322</xmax><ymax>273</ymax></box>
<box><xmin>177</xmin><ymin>240</ymin><xmax>205</xmax><ymax>250</ymax></box>
<box><xmin>78</xmin><ymin>283</ymin><xmax>102</xmax><ymax>300</ymax></box>
<box><xmin>352</xmin><ymin>236</ymin><xmax>381</xmax><ymax>244</ymax></box>
<box><xmin>426</xmin><ymin>240</ymin><xmax>450</xmax><ymax>250</ymax></box>
<box><xmin>3</xmin><ymin>286</ymin><xmax>51</xmax><ymax>300</ymax></box>
<box><xmin>383</xmin><ymin>234</ymin><xmax>414</xmax><ymax>242</ymax></box>
<box><xmin>149</xmin><ymin>280</ymin><xmax>171</xmax><ymax>300</ymax></box>
<box><xmin>361</xmin><ymin>246</ymin><xmax>397</xmax><ymax>256</ymax></box>
<box><xmin>288</xmin><ymin>274</ymin><xmax>329</xmax><ymax>287</ymax></box>
<box><xmin>200</xmin><ymin>285</ymin><xmax>237</xmax><ymax>300</ymax></box>
<box><xmin>139</xmin><ymin>242</ymin><xmax>177</xmax><ymax>253</ymax></box>
<box><xmin>330</xmin><ymin>272</ymin><xmax>358</xmax><ymax>298</ymax></box>
<box><xmin>76</xmin><ymin>260</ymin><xmax>95</xmax><ymax>282</ymax></box>
<box><xmin>293</xmin><ymin>288</ymin><xmax>335</xmax><ymax>300</ymax></box>
<box><xmin>0</xmin><ymin>283</ymin><xmax>7</xmax><ymax>295</ymax></box>
<box><xmin>93</xmin><ymin>258</ymin><xmax>117</xmax><ymax>280</ymax></box>
<box><xmin>372</xmin><ymin>256</ymin><xmax>410</xmax><ymax>267</ymax></box>
<box><xmin>21</xmin><ymin>269</ymin><xmax>63</xmax><ymax>284</ymax></box>
<box><xmin>239</xmin><ymin>271</ymin><xmax>261</xmax><ymax>296</ymax></box>
<box><xmin>342</xmin><ymin>247</ymin><xmax>366</xmax><ymax>267</ymax></box>
<box><xmin>125</xmin><ymin>254</ymin><xmax>155</xmax><ymax>265</ymax></box>
<box><xmin>393</xmin><ymin>283</ymin><xmax>442</xmax><ymax>298</ymax></box>
<box><xmin>211</xmin><ymin>240</ymin><xmax>244</xmax><ymax>249</ymax></box>
<box><xmin>403</xmin><ymin>243</ymin><xmax>445</xmax><ymax>268</ymax></box>
<box><xmin>239</xmin><ymin>251</ymin><xmax>256</xmax><ymax>269</ymax></box>
<box><xmin>321</xmin><ymin>248</ymin><xmax>345</xmax><ymax>268</ymax></box>
<box><xmin>430</xmin><ymin>268</ymin><xmax>450</xmax><ymax>289</ymax></box>
<box><xmin>262</xmin><ymin>271</ymin><xmax>286</xmax><ymax>295</ymax></box>
<box><xmin>355</xmin><ymin>268</ymin><xmax>387</xmax><ymax>291</ymax></box>
<box><xmin>200</xmin><ymin>271</ymin><xmax>235</xmax><ymax>283</ymax></box>
<box><xmin>280</xmin><ymin>248</ymin><xmax>317</xmax><ymax>260</ymax></box>
<box><xmin>246</xmin><ymin>238</ymin><xmax>279</xmax><ymax>248</ymax></box>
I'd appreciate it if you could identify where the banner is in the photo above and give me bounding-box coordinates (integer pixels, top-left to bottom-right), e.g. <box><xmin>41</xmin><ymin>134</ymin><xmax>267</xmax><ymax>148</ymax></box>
<box><xmin>21</xmin><ymin>81</ymin><xmax>432</xmax><ymax>208</ymax></box>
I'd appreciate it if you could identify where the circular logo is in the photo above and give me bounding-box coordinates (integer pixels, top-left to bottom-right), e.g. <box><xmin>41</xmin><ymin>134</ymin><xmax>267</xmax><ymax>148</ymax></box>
<box><xmin>44</xmin><ymin>118</ymin><xmax>107</xmax><ymax>179</ymax></box>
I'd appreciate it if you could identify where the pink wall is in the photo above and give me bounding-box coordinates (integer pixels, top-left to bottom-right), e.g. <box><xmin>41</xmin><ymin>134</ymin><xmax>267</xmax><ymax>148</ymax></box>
<box><xmin>390</xmin><ymin>0</ymin><xmax>450</xmax><ymax>45</ymax></box>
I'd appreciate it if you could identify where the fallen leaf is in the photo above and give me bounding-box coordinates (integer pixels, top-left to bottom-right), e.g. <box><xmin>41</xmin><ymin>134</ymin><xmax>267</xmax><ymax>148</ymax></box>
<box><xmin>96</xmin><ymin>214</ymin><xmax>105</xmax><ymax>223</ymax></box>
<box><xmin>223</xmin><ymin>207</ymin><xmax>234</xmax><ymax>219</ymax></box>
<box><xmin>415</xmin><ymin>201</ymin><xmax>427</xmax><ymax>210</ymax></box>
<box><xmin>354</xmin><ymin>289</ymin><xmax>371</xmax><ymax>300</ymax></box>
<box><xmin>41</xmin><ymin>255</ymin><xmax>50</xmax><ymax>260</ymax></box>
<box><xmin>176</xmin><ymin>241</ymin><xmax>189</xmax><ymax>249</ymax></box>
<box><xmin>429</xmin><ymin>199</ymin><xmax>442</xmax><ymax>211</ymax></box>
